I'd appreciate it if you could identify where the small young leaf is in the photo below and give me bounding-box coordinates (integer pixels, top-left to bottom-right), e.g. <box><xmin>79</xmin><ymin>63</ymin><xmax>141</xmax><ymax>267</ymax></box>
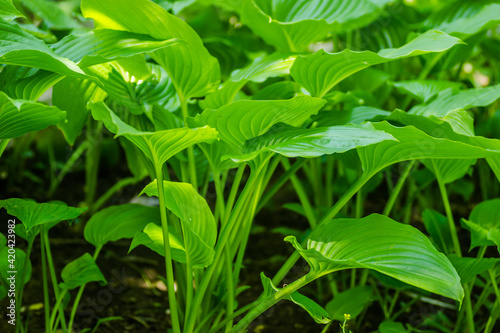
<box><xmin>260</xmin><ymin>273</ymin><xmax>330</xmax><ymax>324</ymax></box>
<box><xmin>0</xmin><ymin>198</ymin><xmax>86</xmax><ymax>231</ymax></box>
<box><xmin>59</xmin><ymin>253</ymin><xmax>106</xmax><ymax>290</ymax></box>
<box><xmin>286</xmin><ymin>214</ymin><xmax>464</xmax><ymax>303</ymax></box>
<box><xmin>326</xmin><ymin>286</ymin><xmax>374</xmax><ymax>321</ymax></box>
<box><xmin>448</xmin><ymin>255</ymin><xmax>499</xmax><ymax>284</ymax></box>
<box><xmin>461</xmin><ymin>199</ymin><xmax>500</xmax><ymax>251</ymax></box>
<box><xmin>84</xmin><ymin>204</ymin><xmax>160</xmax><ymax>249</ymax></box>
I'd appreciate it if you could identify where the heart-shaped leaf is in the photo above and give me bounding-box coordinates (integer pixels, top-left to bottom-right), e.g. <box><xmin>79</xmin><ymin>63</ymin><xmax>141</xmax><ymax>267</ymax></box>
<box><xmin>286</xmin><ymin>214</ymin><xmax>464</xmax><ymax>303</ymax></box>
<box><xmin>461</xmin><ymin>199</ymin><xmax>500</xmax><ymax>251</ymax></box>
<box><xmin>84</xmin><ymin>204</ymin><xmax>161</xmax><ymax>249</ymax></box>
<box><xmin>291</xmin><ymin>30</ymin><xmax>463</xmax><ymax>97</ymax></box>
<box><xmin>59</xmin><ymin>253</ymin><xmax>107</xmax><ymax>290</ymax></box>
<box><xmin>0</xmin><ymin>198</ymin><xmax>86</xmax><ymax>232</ymax></box>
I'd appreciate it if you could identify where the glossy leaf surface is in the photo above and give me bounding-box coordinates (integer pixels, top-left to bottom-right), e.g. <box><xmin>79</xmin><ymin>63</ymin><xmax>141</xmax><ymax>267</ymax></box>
<box><xmin>59</xmin><ymin>253</ymin><xmax>107</xmax><ymax>290</ymax></box>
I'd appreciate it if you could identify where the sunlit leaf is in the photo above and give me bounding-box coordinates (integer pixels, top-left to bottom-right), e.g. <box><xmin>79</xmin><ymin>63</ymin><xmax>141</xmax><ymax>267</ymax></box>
<box><xmin>286</xmin><ymin>214</ymin><xmax>464</xmax><ymax>302</ymax></box>
<box><xmin>291</xmin><ymin>30</ymin><xmax>463</xmax><ymax>97</ymax></box>
<box><xmin>0</xmin><ymin>0</ymin><xmax>24</xmax><ymax>21</ymax></box>
<box><xmin>129</xmin><ymin>222</ymin><xmax>186</xmax><ymax>262</ymax></box>
<box><xmin>392</xmin><ymin>80</ymin><xmax>463</xmax><ymax>103</ymax></box>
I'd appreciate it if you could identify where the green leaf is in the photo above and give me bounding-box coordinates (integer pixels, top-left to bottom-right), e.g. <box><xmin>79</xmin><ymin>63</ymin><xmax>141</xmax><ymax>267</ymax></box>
<box><xmin>53</xmin><ymin>29</ymin><xmax>180</xmax><ymax>67</ymax></box>
<box><xmin>408</xmin><ymin>84</ymin><xmax>500</xmax><ymax>117</ymax></box>
<box><xmin>260</xmin><ymin>273</ymin><xmax>330</xmax><ymax>324</ymax></box>
<box><xmin>241</xmin><ymin>0</ymin><xmax>392</xmax><ymax>52</ymax></box>
<box><xmin>89</xmin><ymin>101</ymin><xmax>217</xmax><ymax>166</ymax></box>
<box><xmin>140</xmin><ymin>180</ymin><xmax>217</xmax><ymax>268</ymax></box>
<box><xmin>195</xmin><ymin>96</ymin><xmax>325</xmax><ymax>151</ymax></box>
<box><xmin>0</xmin><ymin>92</ymin><xmax>66</xmax><ymax>139</ymax></box>
<box><xmin>21</xmin><ymin>0</ymin><xmax>81</xmax><ymax>29</ymax></box>
<box><xmin>325</xmin><ymin>286</ymin><xmax>374</xmax><ymax>321</ymax></box>
<box><xmin>3</xmin><ymin>71</ymin><xmax>64</xmax><ymax>101</ymax></box>
<box><xmin>81</xmin><ymin>0</ymin><xmax>220</xmax><ymax>99</ymax></box>
<box><xmin>0</xmin><ymin>198</ymin><xmax>86</xmax><ymax>231</ymax></box>
<box><xmin>201</xmin><ymin>53</ymin><xmax>296</xmax><ymax>109</ymax></box>
<box><xmin>229</xmin><ymin>122</ymin><xmax>396</xmax><ymax>162</ymax></box>
<box><xmin>54</xmin><ymin>77</ymin><xmax>107</xmax><ymax>145</ymax></box>
<box><xmin>0</xmin><ymin>246</ymin><xmax>32</xmax><ymax>297</ymax></box>
<box><xmin>357</xmin><ymin>122</ymin><xmax>500</xmax><ymax>176</ymax></box>
<box><xmin>286</xmin><ymin>214</ymin><xmax>464</xmax><ymax>302</ymax></box>
<box><xmin>291</xmin><ymin>30</ymin><xmax>463</xmax><ymax>97</ymax></box>
<box><xmin>129</xmin><ymin>222</ymin><xmax>186</xmax><ymax>263</ymax></box>
<box><xmin>0</xmin><ymin>0</ymin><xmax>24</xmax><ymax>21</ymax></box>
<box><xmin>448</xmin><ymin>255</ymin><xmax>499</xmax><ymax>284</ymax></box>
<box><xmin>392</xmin><ymin>80</ymin><xmax>463</xmax><ymax>103</ymax></box>
<box><xmin>59</xmin><ymin>253</ymin><xmax>107</xmax><ymax>290</ymax></box>
<box><xmin>422</xmin><ymin>158</ymin><xmax>477</xmax><ymax>184</ymax></box>
<box><xmin>0</xmin><ymin>20</ymin><xmax>86</xmax><ymax>77</ymax></box>
<box><xmin>461</xmin><ymin>199</ymin><xmax>500</xmax><ymax>251</ymax></box>
<box><xmin>423</xmin><ymin>1</ymin><xmax>500</xmax><ymax>38</ymax></box>
<box><xmin>84</xmin><ymin>204</ymin><xmax>160</xmax><ymax>249</ymax></box>
<box><xmin>423</xmin><ymin>209</ymin><xmax>454</xmax><ymax>254</ymax></box>
<box><xmin>379</xmin><ymin>321</ymin><xmax>408</xmax><ymax>333</ymax></box>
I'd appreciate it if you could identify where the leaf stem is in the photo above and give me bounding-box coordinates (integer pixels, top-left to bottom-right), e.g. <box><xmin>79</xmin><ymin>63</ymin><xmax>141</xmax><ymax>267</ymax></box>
<box><xmin>383</xmin><ymin>160</ymin><xmax>417</xmax><ymax>217</ymax></box>
<box><xmin>154</xmin><ymin>163</ymin><xmax>181</xmax><ymax>333</ymax></box>
<box><xmin>180</xmin><ymin>96</ymin><xmax>198</xmax><ymax>190</ymax></box>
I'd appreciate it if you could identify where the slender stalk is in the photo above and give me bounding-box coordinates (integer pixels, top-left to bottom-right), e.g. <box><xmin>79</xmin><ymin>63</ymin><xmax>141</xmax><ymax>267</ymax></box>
<box><xmin>207</xmin><ymin>301</ymin><xmax>257</xmax><ymax>333</ymax></box>
<box><xmin>154</xmin><ymin>162</ymin><xmax>181</xmax><ymax>333</ymax></box>
<box><xmin>184</xmin><ymin>169</ymin><xmax>262</xmax><ymax>333</ymax></box>
<box><xmin>50</xmin><ymin>290</ymin><xmax>68</xmax><ymax>332</ymax></box>
<box><xmin>91</xmin><ymin>176</ymin><xmax>141</xmax><ymax>214</ymax></box>
<box><xmin>282</xmin><ymin>159</ymin><xmax>317</xmax><ymax>228</ymax></box>
<box><xmin>42</xmin><ymin>226</ymin><xmax>68</xmax><ymax>331</ymax></box>
<box><xmin>463</xmin><ymin>285</ymin><xmax>476</xmax><ymax>333</ymax></box>
<box><xmin>16</xmin><ymin>240</ymin><xmax>32</xmax><ymax>332</ymax></box>
<box><xmin>383</xmin><ymin>160</ymin><xmax>416</xmax><ymax>216</ymax></box>
<box><xmin>180</xmin><ymin>96</ymin><xmax>198</xmax><ymax>189</ymax></box>
<box><xmin>40</xmin><ymin>232</ymin><xmax>51</xmax><ymax>333</ymax></box>
<box><xmin>433</xmin><ymin>161</ymin><xmax>462</xmax><ymax>256</ymax></box>
<box><xmin>231</xmin><ymin>273</ymin><xmax>317</xmax><ymax>332</ymax></box>
<box><xmin>224</xmin><ymin>165</ymin><xmax>245</xmax><ymax>220</ymax></box>
<box><xmin>85</xmin><ymin>120</ymin><xmax>102</xmax><ymax>205</ymax></box>
<box><xmin>224</xmin><ymin>248</ymin><xmax>234</xmax><ymax>332</ymax></box>
<box><xmin>49</xmin><ymin>141</ymin><xmax>90</xmax><ymax>197</ymax></box>
<box><xmin>68</xmin><ymin>247</ymin><xmax>102</xmax><ymax>331</ymax></box>
<box><xmin>0</xmin><ymin>138</ymin><xmax>10</xmax><ymax>158</ymax></box>
<box><xmin>484</xmin><ymin>269</ymin><xmax>500</xmax><ymax>333</ymax></box>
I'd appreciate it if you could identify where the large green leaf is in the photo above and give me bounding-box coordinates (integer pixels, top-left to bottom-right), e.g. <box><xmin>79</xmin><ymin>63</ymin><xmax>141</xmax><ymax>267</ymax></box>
<box><xmin>0</xmin><ymin>198</ymin><xmax>86</xmax><ymax>231</ymax></box>
<box><xmin>357</xmin><ymin>122</ymin><xmax>499</xmax><ymax>176</ymax></box>
<box><xmin>461</xmin><ymin>199</ymin><xmax>500</xmax><ymax>251</ymax></box>
<box><xmin>201</xmin><ymin>53</ymin><xmax>296</xmax><ymax>109</ymax></box>
<box><xmin>129</xmin><ymin>222</ymin><xmax>186</xmax><ymax>262</ymax></box>
<box><xmin>194</xmin><ymin>96</ymin><xmax>325</xmax><ymax>151</ymax></box>
<box><xmin>0</xmin><ymin>0</ymin><xmax>24</xmax><ymax>21</ymax></box>
<box><xmin>291</xmin><ymin>30</ymin><xmax>463</xmax><ymax>97</ymax></box>
<box><xmin>84</xmin><ymin>204</ymin><xmax>161</xmax><ymax>249</ymax></box>
<box><xmin>229</xmin><ymin>122</ymin><xmax>396</xmax><ymax>162</ymax></box>
<box><xmin>326</xmin><ymin>286</ymin><xmax>374</xmax><ymax>321</ymax></box>
<box><xmin>286</xmin><ymin>214</ymin><xmax>464</xmax><ymax>302</ymax></box>
<box><xmin>409</xmin><ymin>84</ymin><xmax>500</xmax><ymax>117</ymax></box>
<box><xmin>54</xmin><ymin>77</ymin><xmax>107</xmax><ymax>145</ymax></box>
<box><xmin>89</xmin><ymin>101</ymin><xmax>218</xmax><ymax>166</ymax></box>
<box><xmin>241</xmin><ymin>0</ymin><xmax>392</xmax><ymax>52</ymax></box>
<box><xmin>423</xmin><ymin>1</ymin><xmax>500</xmax><ymax>38</ymax></box>
<box><xmin>0</xmin><ymin>92</ymin><xmax>66</xmax><ymax>139</ymax></box>
<box><xmin>59</xmin><ymin>253</ymin><xmax>107</xmax><ymax>290</ymax></box>
<box><xmin>81</xmin><ymin>0</ymin><xmax>220</xmax><ymax>99</ymax></box>
<box><xmin>392</xmin><ymin>80</ymin><xmax>463</xmax><ymax>103</ymax></box>
<box><xmin>140</xmin><ymin>180</ymin><xmax>217</xmax><ymax>268</ymax></box>
<box><xmin>0</xmin><ymin>20</ymin><xmax>86</xmax><ymax>77</ymax></box>
<box><xmin>53</xmin><ymin>29</ymin><xmax>180</xmax><ymax>67</ymax></box>
<box><xmin>422</xmin><ymin>158</ymin><xmax>477</xmax><ymax>184</ymax></box>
